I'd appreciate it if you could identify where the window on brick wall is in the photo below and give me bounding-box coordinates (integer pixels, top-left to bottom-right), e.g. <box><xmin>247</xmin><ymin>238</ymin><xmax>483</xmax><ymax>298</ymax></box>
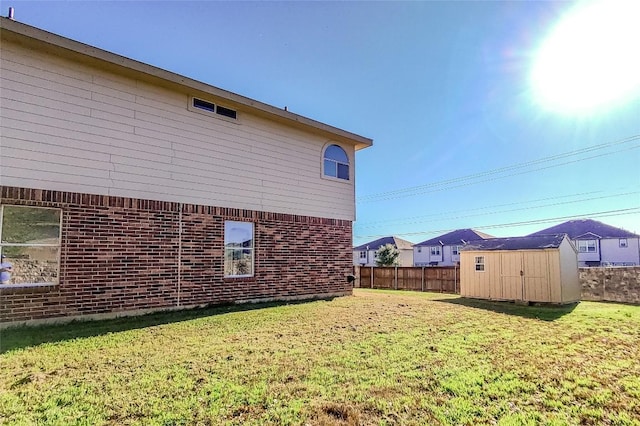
<box><xmin>224</xmin><ymin>221</ymin><xmax>254</xmax><ymax>277</ymax></box>
<box><xmin>0</xmin><ymin>205</ymin><xmax>61</xmax><ymax>285</ymax></box>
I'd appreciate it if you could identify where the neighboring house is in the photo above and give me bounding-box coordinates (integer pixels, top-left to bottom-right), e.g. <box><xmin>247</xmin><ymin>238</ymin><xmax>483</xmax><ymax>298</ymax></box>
<box><xmin>413</xmin><ymin>229</ymin><xmax>493</xmax><ymax>266</ymax></box>
<box><xmin>460</xmin><ymin>234</ymin><xmax>580</xmax><ymax>304</ymax></box>
<box><xmin>0</xmin><ymin>18</ymin><xmax>372</xmax><ymax>326</ymax></box>
<box><xmin>353</xmin><ymin>236</ymin><xmax>414</xmax><ymax>267</ymax></box>
<box><xmin>528</xmin><ymin>219</ymin><xmax>640</xmax><ymax>267</ymax></box>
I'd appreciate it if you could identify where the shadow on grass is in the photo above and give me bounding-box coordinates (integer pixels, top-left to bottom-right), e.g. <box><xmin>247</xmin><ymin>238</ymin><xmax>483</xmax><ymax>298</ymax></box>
<box><xmin>433</xmin><ymin>296</ymin><xmax>578</xmax><ymax>321</ymax></box>
<box><xmin>0</xmin><ymin>298</ymin><xmax>329</xmax><ymax>354</ymax></box>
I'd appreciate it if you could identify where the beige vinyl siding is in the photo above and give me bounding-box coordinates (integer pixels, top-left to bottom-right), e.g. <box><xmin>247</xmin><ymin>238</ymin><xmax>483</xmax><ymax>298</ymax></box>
<box><xmin>0</xmin><ymin>40</ymin><xmax>356</xmax><ymax>220</ymax></box>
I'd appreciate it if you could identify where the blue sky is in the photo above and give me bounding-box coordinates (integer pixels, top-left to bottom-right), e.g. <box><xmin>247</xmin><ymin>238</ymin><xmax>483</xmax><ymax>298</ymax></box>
<box><xmin>4</xmin><ymin>1</ymin><xmax>639</xmax><ymax>245</ymax></box>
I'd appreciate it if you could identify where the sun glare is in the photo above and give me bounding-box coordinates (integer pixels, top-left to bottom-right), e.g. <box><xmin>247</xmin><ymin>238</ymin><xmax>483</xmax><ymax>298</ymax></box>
<box><xmin>531</xmin><ymin>0</ymin><xmax>640</xmax><ymax>114</ymax></box>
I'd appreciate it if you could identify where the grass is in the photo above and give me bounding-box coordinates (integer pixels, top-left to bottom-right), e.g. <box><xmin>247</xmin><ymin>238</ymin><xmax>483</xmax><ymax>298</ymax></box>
<box><xmin>1</xmin><ymin>289</ymin><xmax>640</xmax><ymax>425</ymax></box>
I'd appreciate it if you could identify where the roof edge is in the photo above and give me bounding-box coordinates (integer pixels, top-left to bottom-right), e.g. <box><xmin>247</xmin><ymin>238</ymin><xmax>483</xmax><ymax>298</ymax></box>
<box><xmin>0</xmin><ymin>17</ymin><xmax>373</xmax><ymax>150</ymax></box>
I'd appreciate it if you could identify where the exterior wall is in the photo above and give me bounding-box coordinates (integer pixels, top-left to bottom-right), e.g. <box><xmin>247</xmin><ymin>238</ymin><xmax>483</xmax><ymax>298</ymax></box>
<box><xmin>599</xmin><ymin>237</ymin><xmax>640</xmax><ymax>266</ymax></box>
<box><xmin>414</xmin><ymin>245</ymin><xmax>459</xmax><ymax>267</ymax></box>
<box><xmin>0</xmin><ymin>187</ymin><xmax>353</xmax><ymax>326</ymax></box>
<box><xmin>353</xmin><ymin>248</ymin><xmax>412</xmax><ymax>267</ymax></box>
<box><xmin>580</xmin><ymin>267</ymin><xmax>640</xmax><ymax>304</ymax></box>
<box><xmin>461</xmin><ymin>247</ymin><xmax>578</xmax><ymax>304</ymax></box>
<box><xmin>558</xmin><ymin>239</ymin><xmax>581</xmax><ymax>303</ymax></box>
<box><xmin>573</xmin><ymin>239</ymin><xmax>601</xmax><ymax>265</ymax></box>
<box><xmin>0</xmin><ymin>39</ymin><xmax>356</xmax><ymax>221</ymax></box>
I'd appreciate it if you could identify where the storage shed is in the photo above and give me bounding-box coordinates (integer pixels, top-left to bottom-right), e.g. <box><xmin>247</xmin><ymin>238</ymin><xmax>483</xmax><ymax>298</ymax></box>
<box><xmin>460</xmin><ymin>234</ymin><xmax>580</xmax><ymax>304</ymax></box>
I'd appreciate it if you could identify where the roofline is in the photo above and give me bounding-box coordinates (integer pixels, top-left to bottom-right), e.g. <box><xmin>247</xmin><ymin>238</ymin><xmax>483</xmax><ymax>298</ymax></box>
<box><xmin>0</xmin><ymin>17</ymin><xmax>373</xmax><ymax>150</ymax></box>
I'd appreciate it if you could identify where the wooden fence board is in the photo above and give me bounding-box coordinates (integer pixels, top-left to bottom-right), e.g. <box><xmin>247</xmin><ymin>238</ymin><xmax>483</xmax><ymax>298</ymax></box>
<box><xmin>353</xmin><ymin>266</ymin><xmax>459</xmax><ymax>294</ymax></box>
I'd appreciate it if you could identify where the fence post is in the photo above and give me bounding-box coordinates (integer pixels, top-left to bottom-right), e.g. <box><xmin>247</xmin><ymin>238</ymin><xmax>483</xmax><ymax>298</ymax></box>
<box><xmin>454</xmin><ymin>264</ymin><xmax>457</xmax><ymax>294</ymax></box>
<box><xmin>421</xmin><ymin>267</ymin><xmax>425</xmax><ymax>292</ymax></box>
<box><xmin>395</xmin><ymin>266</ymin><xmax>398</xmax><ymax>290</ymax></box>
<box><xmin>440</xmin><ymin>268</ymin><xmax>443</xmax><ymax>293</ymax></box>
<box><xmin>370</xmin><ymin>266</ymin><xmax>374</xmax><ymax>289</ymax></box>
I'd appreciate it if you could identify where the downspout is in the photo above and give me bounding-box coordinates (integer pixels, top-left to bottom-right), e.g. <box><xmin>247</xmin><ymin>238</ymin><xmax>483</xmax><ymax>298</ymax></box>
<box><xmin>177</xmin><ymin>203</ymin><xmax>183</xmax><ymax>307</ymax></box>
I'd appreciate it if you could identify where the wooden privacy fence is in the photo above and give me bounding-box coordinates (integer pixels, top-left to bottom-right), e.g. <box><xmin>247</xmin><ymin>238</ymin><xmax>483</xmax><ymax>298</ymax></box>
<box><xmin>354</xmin><ymin>266</ymin><xmax>459</xmax><ymax>293</ymax></box>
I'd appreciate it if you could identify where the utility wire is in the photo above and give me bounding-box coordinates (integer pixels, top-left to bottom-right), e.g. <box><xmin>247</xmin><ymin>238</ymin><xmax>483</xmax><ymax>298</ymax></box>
<box><xmin>357</xmin><ymin>190</ymin><xmax>640</xmax><ymax>229</ymax></box>
<box><xmin>354</xmin><ymin>207</ymin><xmax>640</xmax><ymax>240</ymax></box>
<box><xmin>357</xmin><ymin>134</ymin><xmax>640</xmax><ymax>202</ymax></box>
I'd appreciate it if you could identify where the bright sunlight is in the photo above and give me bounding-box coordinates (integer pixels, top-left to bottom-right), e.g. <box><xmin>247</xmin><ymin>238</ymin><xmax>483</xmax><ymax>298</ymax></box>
<box><xmin>531</xmin><ymin>0</ymin><xmax>640</xmax><ymax>114</ymax></box>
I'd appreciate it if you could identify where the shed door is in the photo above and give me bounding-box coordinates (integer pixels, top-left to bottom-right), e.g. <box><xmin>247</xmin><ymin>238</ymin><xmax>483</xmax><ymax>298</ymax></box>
<box><xmin>500</xmin><ymin>252</ymin><xmax>523</xmax><ymax>301</ymax></box>
<box><xmin>523</xmin><ymin>252</ymin><xmax>551</xmax><ymax>302</ymax></box>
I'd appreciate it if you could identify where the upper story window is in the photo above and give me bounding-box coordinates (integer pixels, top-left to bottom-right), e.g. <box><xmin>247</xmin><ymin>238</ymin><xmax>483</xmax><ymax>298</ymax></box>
<box><xmin>452</xmin><ymin>245</ymin><xmax>462</xmax><ymax>256</ymax></box>
<box><xmin>430</xmin><ymin>246</ymin><xmax>441</xmax><ymax>256</ymax></box>
<box><xmin>323</xmin><ymin>144</ymin><xmax>349</xmax><ymax>180</ymax></box>
<box><xmin>0</xmin><ymin>205</ymin><xmax>61</xmax><ymax>285</ymax></box>
<box><xmin>417</xmin><ymin>247</ymin><xmax>422</xmax><ymax>253</ymax></box>
<box><xmin>577</xmin><ymin>239</ymin><xmax>597</xmax><ymax>253</ymax></box>
<box><xmin>619</xmin><ymin>238</ymin><xmax>628</xmax><ymax>248</ymax></box>
<box><xmin>359</xmin><ymin>251</ymin><xmax>367</xmax><ymax>259</ymax></box>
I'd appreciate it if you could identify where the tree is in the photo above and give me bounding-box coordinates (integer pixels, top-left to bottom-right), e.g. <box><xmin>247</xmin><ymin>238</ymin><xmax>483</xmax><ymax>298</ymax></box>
<box><xmin>375</xmin><ymin>243</ymin><xmax>400</xmax><ymax>266</ymax></box>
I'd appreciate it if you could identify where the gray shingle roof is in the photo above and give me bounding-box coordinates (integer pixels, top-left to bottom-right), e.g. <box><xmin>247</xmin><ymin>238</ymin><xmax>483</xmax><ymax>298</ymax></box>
<box><xmin>415</xmin><ymin>229</ymin><xmax>493</xmax><ymax>246</ymax></box>
<box><xmin>528</xmin><ymin>219</ymin><xmax>639</xmax><ymax>239</ymax></box>
<box><xmin>353</xmin><ymin>236</ymin><xmax>413</xmax><ymax>251</ymax></box>
<box><xmin>461</xmin><ymin>234</ymin><xmax>568</xmax><ymax>251</ymax></box>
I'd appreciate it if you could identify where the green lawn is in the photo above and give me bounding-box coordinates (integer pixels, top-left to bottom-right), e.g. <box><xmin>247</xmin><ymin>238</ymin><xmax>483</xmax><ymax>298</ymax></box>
<box><xmin>1</xmin><ymin>289</ymin><xmax>639</xmax><ymax>425</ymax></box>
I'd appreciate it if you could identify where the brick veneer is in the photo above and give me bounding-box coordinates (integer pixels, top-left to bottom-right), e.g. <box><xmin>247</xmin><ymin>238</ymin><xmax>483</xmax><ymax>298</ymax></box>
<box><xmin>0</xmin><ymin>186</ymin><xmax>353</xmax><ymax>326</ymax></box>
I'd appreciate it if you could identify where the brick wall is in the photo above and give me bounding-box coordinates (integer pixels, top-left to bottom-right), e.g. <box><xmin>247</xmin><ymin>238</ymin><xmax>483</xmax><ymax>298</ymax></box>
<box><xmin>0</xmin><ymin>186</ymin><xmax>353</xmax><ymax>325</ymax></box>
<box><xmin>580</xmin><ymin>267</ymin><xmax>640</xmax><ymax>304</ymax></box>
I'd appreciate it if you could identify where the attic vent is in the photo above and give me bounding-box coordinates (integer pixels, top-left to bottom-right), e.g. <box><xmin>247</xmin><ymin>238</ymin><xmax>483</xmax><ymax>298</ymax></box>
<box><xmin>216</xmin><ymin>105</ymin><xmax>237</xmax><ymax>119</ymax></box>
<box><xmin>193</xmin><ymin>98</ymin><xmax>215</xmax><ymax>113</ymax></box>
<box><xmin>191</xmin><ymin>97</ymin><xmax>237</xmax><ymax>120</ymax></box>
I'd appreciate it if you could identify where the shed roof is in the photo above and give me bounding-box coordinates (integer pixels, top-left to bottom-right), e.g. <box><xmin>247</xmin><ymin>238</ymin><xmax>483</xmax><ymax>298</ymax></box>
<box><xmin>415</xmin><ymin>229</ymin><xmax>493</xmax><ymax>246</ymax></box>
<box><xmin>528</xmin><ymin>219</ymin><xmax>639</xmax><ymax>239</ymax></box>
<box><xmin>353</xmin><ymin>236</ymin><xmax>414</xmax><ymax>251</ymax></box>
<box><xmin>461</xmin><ymin>234</ymin><xmax>568</xmax><ymax>251</ymax></box>
<box><xmin>0</xmin><ymin>17</ymin><xmax>373</xmax><ymax>150</ymax></box>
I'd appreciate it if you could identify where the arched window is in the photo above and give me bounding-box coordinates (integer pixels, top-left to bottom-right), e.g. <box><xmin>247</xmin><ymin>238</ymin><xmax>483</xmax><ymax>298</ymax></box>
<box><xmin>323</xmin><ymin>144</ymin><xmax>349</xmax><ymax>180</ymax></box>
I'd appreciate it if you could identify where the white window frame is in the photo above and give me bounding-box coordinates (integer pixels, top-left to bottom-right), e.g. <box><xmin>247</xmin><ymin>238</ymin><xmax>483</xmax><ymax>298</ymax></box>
<box><xmin>0</xmin><ymin>205</ymin><xmax>62</xmax><ymax>285</ymax></box>
<box><xmin>224</xmin><ymin>221</ymin><xmax>254</xmax><ymax>278</ymax></box>
<box><xmin>359</xmin><ymin>251</ymin><xmax>367</xmax><ymax>259</ymax></box>
<box><xmin>619</xmin><ymin>238</ymin><xmax>628</xmax><ymax>248</ymax></box>
<box><xmin>452</xmin><ymin>245</ymin><xmax>461</xmax><ymax>256</ymax></box>
<box><xmin>430</xmin><ymin>246</ymin><xmax>441</xmax><ymax>256</ymax></box>
<box><xmin>322</xmin><ymin>144</ymin><xmax>350</xmax><ymax>181</ymax></box>
<box><xmin>475</xmin><ymin>256</ymin><xmax>485</xmax><ymax>272</ymax></box>
<box><xmin>577</xmin><ymin>239</ymin><xmax>597</xmax><ymax>253</ymax></box>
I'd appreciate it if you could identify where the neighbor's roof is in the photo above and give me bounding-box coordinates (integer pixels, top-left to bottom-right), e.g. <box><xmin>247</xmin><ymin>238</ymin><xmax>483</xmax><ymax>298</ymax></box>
<box><xmin>0</xmin><ymin>17</ymin><xmax>373</xmax><ymax>150</ymax></box>
<box><xmin>528</xmin><ymin>219</ymin><xmax>639</xmax><ymax>239</ymax></box>
<box><xmin>415</xmin><ymin>229</ymin><xmax>493</xmax><ymax>246</ymax></box>
<box><xmin>461</xmin><ymin>234</ymin><xmax>569</xmax><ymax>251</ymax></box>
<box><xmin>353</xmin><ymin>236</ymin><xmax>414</xmax><ymax>251</ymax></box>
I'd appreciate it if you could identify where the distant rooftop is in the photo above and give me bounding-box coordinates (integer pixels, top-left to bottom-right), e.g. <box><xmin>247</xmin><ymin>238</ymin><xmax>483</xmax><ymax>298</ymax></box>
<box><xmin>462</xmin><ymin>234</ymin><xmax>569</xmax><ymax>251</ymax></box>
<box><xmin>528</xmin><ymin>219</ymin><xmax>639</xmax><ymax>239</ymax></box>
<box><xmin>353</xmin><ymin>236</ymin><xmax>414</xmax><ymax>251</ymax></box>
<box><xmin>415</xmin><ymin>229</ymin><xmax>493</xmax><ymax>246</ymax></box>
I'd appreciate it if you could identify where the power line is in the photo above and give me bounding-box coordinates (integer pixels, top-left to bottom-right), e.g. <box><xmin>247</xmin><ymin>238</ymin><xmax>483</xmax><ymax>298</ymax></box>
<box><xmin>356</xmin><ymin>190</ymin><xmax>640</xmax><ymax>229</ymax></box>
<box><xmin>357</xmin><ymin>134</ymin><xmax>640</xmax><ymax>202</ymax></box>
<box><xmin>354</xmin><ymin>207</ymin><xmax>640</xmax><ymax>240</ymax></box>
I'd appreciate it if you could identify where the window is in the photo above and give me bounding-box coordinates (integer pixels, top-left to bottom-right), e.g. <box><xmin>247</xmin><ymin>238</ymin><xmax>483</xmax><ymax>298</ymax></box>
<box><xmin>224</xmin><ymin>221</ymin><xmax>254</xmax><ymax>277</ymax></box>
<box><xmin>360</xmin><ymin>251</ymin><xmax>367</xmax><ymax>259</ymax></box>
<box><xmin>323</xmin><ymin>144</ymin><xmax>349</xmax><ymax>180</ymax></box>
<box><xmin>475</xmin><ymin>256</ymin><xmax>485</xmax><ymax>272</ymax></box>
<box><xmin>577</xmin><ymin>240</ymin><xmax>597</xmax><ymax>253</ymax></box>
<box><xmin>191</xmin><ymin>97</ymin><xmax>237</xmax><ymax>120</ymax></box>
<box><xmin>452</xmin><ymin>245</ymin><xmax>462</xmax><ymax>256</ymax></box>
<box><xmin>417</xmin><ymin>247</ymin><xmax>422</xmax><ymax>253</ymax></box>
<box><xmin>0</xmin><ymin>205</ymin><xmax>61</xmax><ymax>285</ymax></box>
<box><xmin>430</xmin><ymin>246</ymin><xmax>441</xmax><ymax>256</ymax></box>
<box><xmin>619</xmin><ymin>238</ymin><xmax>628</xmax><ymax>248</ymax></box>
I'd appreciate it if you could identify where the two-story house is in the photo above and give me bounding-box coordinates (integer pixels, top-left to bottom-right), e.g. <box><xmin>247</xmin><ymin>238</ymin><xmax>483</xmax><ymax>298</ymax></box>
<box><xmin>413</xmin><ymin>229</ymin><xmax>493</xmax><ymax>266</ymax></box>
<box><xmin>528</xmin><ymin>219</ymin><xmax>640</xmax><ymax>266</ymax></box>
<box><xmin>353</xmin><ymin>236</ymin><xmax>414</xmax><ymax>267</ymax></box>
<box><xmin>0</xmin><ymin>17</ymin><xmax>372</xmax><ymax>326</ymax></box>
